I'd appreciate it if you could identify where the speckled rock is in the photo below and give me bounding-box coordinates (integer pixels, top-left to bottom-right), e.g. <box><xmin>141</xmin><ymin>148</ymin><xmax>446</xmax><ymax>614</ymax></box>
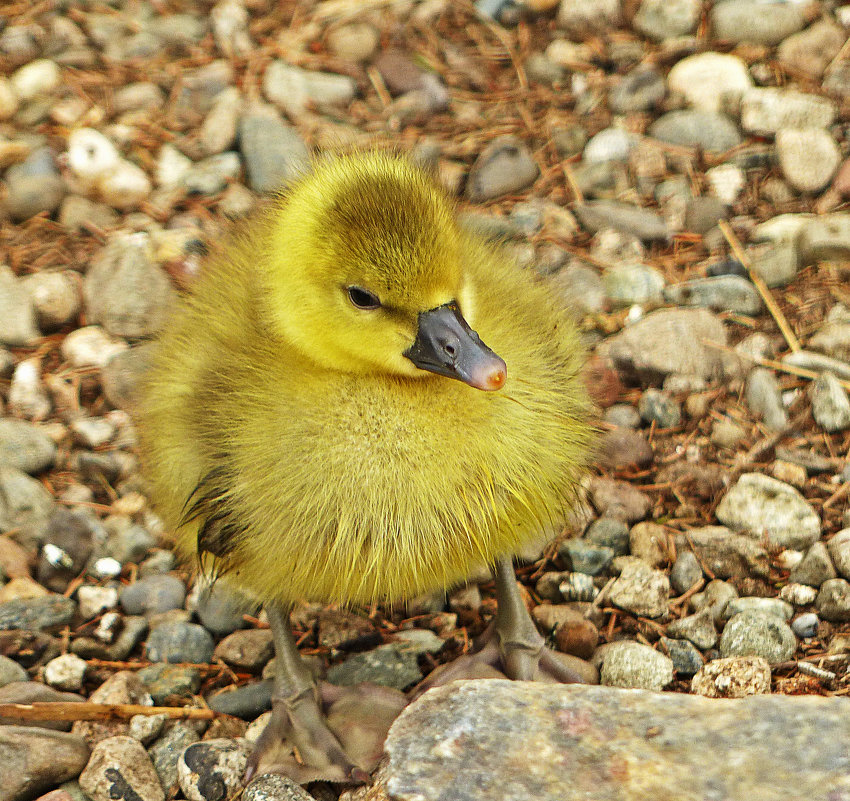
<box><xmin>667</xmin><ymin>608</ymin><xmax>718</xmax><ymax>650</ymax></box>
<box><xmin>810</xmin><ymin>371</ymin><xmax>850</xmax><ymax>432</ymax></box>
<box><xmin>149</xmin><ymin>723</ymin><xmax>200</xmax><ymax>796</ymax></box>
<box><xmin>691</xmin><ymin>655</ymin><xmax>771</xmax><ymax>698</ymax></box>
<box><xmin>466</xmin><ymin>136</ymin><xmax>539</xmax><ymax>202</ymax></box>
<box><xmin>675</xmin><ymin>526</ymin><xmax>769</xmax><ymax>580</ymax></box>
<box><xmin>84</xmin><ymin>234</ymin><xmax>176</xmax><ymax>339</ymax></box>
<box><xmin>719</xmin><ymin>611</ymin><xmax>796</xmax><ymax>664</ymax></box>
<box><xmin>0</xmin><ymin>419</ymin><xmax>56</xmax><ymax>475</ymax></box>
<box><xmin>649</xmin><ymin>110</ymin><xmax>742</xmax><ymax>154</ymax></box>
<box><xmin>710</xmin><ymin>0</ymin><xmax>806</xmax><ymax>45</ymax></box>
<box><xmin>664</xmin><ymin>276</ymin><xmax>762</xmax><ymax>316</ymax></box>
<box><xmin>715</xmin><ymin>473</ymin><xmax>821</xmax><ymax>551</ymax></box>
<box><xmin>598</xmin><ymin>642</ymin><xmax>674</xmax><ymax>690</ymax></box>
<box><xmin>0</xmin><ymin>594</ymin><xmax>75</xmax><ymax>631</ymax></box>
<box><xmin>608</xmin><ymin>558</ymin><xmax>669</xmax><ymax>618</ymax></box>
<box><xmin>178</xmin><ymin>738</ymin><xmax>250</xmax><ymax>801</ymax></box>
<box><xmin>603</xmin><ymin>308</ymin><xmax>728</xmax><ymax>383</ymax></box>
<box><xmin>816</xmin><ymin>578</ymin><xmax>850</xmax><ymax>622</ymax></box>
<box><xmin>79</xmin><ymin>735</ymin><xmax>164</xmax><ymax>801</ymax></box>
<box><xmin>383</xmin><ymin>681</ymin><xmax>850</xmax><ymax>800</ymax></box>
<box><xmin>146</xmin><ymin>622</ymin><xmax>214</xmax><ymax>664</ymax></box>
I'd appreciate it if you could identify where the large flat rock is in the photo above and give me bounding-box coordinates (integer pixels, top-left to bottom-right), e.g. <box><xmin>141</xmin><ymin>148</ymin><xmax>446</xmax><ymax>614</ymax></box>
<box><xmin>382</xmin><ymin>681</ymin><xmax>850</xmax><ymax>801</ymax></box>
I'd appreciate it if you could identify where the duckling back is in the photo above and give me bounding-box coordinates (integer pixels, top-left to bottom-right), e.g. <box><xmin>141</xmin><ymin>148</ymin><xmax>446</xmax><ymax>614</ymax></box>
<box><xmin>138</xmin><ymin>155</ymin><xmax>593</xmax><ymax>607</ymax></box>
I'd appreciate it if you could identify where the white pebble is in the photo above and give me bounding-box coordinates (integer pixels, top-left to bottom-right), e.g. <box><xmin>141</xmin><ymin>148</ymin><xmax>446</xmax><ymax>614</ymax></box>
<box><xmin>66</xmin><ymin>128</ymin><xmax>121</xmax><ymax>185</ymax></box>
<box><xmin>706</xmin><ymin>163</ymin><xmax>745</xmax><ymax>206</ymax></box>
<box><xmin>8</xmin><ymin>358</ymin><xmax>51</xmax><ymax>420</ymax></box>
<box><xmin>77</xmin><ymin>584</ymin><xmax>119</xmax><ymax>619</ymax></box>
<box><xmin>156</xmin><ymin>143</ymin><xmax>193</xmax><ymax>190</ymax></box>
<box><xmin>71</xmin><ymin>416</ymin><xmax>116</xmax><ymax>449</ymax></box>
<box><xmin>0</xmin><ymin>77</ymin><xmax>19</xmax><ymax>120</ymax></box>
<box><xmin>22</xmin><ymin>271</ymin><xmax>81</xmax><ymax>330</ymax></box>
<box><xmin>44</xmin><ymin>653</ymin><xmax>87</xmax><ymax>691</ymax></box>
<box><xmin>61</xmin><ymin>325</ymin><xmax>127</xmax><ymax>369</ymax></box>
<box><xmin>11</xmin><ymin>59</ymin><xmax>61</xmax><ymax>101</ymax></box>
<box><xmin>98</xmin><ymin>159</ymin><xmax>153</xmax><ymax>210</ymax></box>
<box><xmin>93</xmin><ymin>557</ymin><xmax>123</xmax><ymax>579</ymax></box>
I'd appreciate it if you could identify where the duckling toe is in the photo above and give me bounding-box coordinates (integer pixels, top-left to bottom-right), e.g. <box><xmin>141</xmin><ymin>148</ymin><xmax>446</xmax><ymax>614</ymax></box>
<box><xmin>245</xmin><ymin>682</ymin><xmax>406</xmax><ymax>785</ymax></box>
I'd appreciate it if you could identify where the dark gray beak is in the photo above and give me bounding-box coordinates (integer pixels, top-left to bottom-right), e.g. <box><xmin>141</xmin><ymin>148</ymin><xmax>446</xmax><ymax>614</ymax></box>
<box><xmin>404</xmin><ymin>301</ymin><xmax>506</xmax><ymax>391</ymax></box>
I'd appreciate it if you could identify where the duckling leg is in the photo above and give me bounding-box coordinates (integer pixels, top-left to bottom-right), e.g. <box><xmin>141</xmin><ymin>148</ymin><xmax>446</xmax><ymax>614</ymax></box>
<box><xmin>413</xmin><ymin>556</ymin><xmax>585</xmax><ymax>696</ymax></box>
<box><xmin>491</xmin><ymin>555</ymin><xmax>585</xmax><ymax>683</ymax></box>
<box><xmin>245</xmin><ymin>604</ymin><xmax>405</xmax><ymax>785</ymax></box>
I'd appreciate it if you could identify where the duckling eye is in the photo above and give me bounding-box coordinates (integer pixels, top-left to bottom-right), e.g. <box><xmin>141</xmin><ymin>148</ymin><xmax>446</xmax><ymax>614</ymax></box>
<box><xmin>347</xmin><ymin>286</ymin><xmax>381</xmax><ymax>310</ymax></box>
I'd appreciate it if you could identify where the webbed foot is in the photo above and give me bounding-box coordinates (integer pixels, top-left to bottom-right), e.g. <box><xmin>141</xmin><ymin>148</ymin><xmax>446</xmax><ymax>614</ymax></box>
<box><xmin>245</xmin><ymin>680</ymin><xmax>406</xmax><ymax>785</ymax></box>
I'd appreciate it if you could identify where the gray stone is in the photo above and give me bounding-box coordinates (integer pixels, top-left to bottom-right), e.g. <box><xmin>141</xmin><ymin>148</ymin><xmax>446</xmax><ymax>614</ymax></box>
<box><xmin>84</xmin><ymin>233</ymin><xmax>176</xmax><ymax>339</ymax></box>
<box><xmin>666</xmin><ymin>608</ymin><xmax>717</xmax><ymax>649</ymax></box>
<box><xmin>633</xmin><ymin>0</ymin><xmax>699</xmax><ymax>39</ymax></box>
<box><xmin>715</xmin><ymin>473</ymin><xmax>821</xmax><ymax>550</ymax></box>
<box><xmin>664</xmin><ymin>276</ymin><xmax>762</xmax><ymax>316</ymax></box>
<box><xmin>602</xmin><ymin>263</ymin><xmax>665</xmax><ymax>305</ymax></box>
<box><xmin>746</xmin><ymin>367</ymin><xmax>788</xmax><ymax>430</ymax></box>
<box><xmin>670</xmin><ymin>550</ymin><xmax>703</xmax><ymax>594</ymax></box>
<box><xmin>263</xmin><ymin>61</ymin><xmax>356</xmax><ymax>119</ymax></box>
<box><xmin>558</xmin><ymin>0</ymin><xmax>622</xmax><ymax>35</ymax></box>
<box><xmin>138</xmin><ymin>663</ymin><xmax>201</xmax><ymax>704</ymax></box>
<box><xmin>0</xmin><ymin>419</ymin><xmax>56</xmax><ymax>474</ymax></box>
<box><xmin>777</xmin><ymin>19</ymin><xmax>845</xmax><ymax>79</ymax></box>
<box><xmin>649</xmin><ymin>110</ymin><xmax>742</xmax><ymax>154</ymax></box>
<box><xmin>588</xmin><ymin>477</ymin><xmax>652</xmax><ymax>522</ymax></box>
<box><xmin>4</xmin><ymin>147</ymin><xmax>65</xmax><ymax>221</ymax></box>
<box><xmin>608</xmin><ymin>66</ymin><xmax>666</xmax><ymax>113</ymax></box>
<box><xmin>684</xmin><ymin>196</ymin><xmax>727</xmax><ymax>234</ymax></box>
<box><xmin>740</xmin><ymin>88</ymin><xmax>836</xmax><ymax>135</ymax></box>
<box><xmin>691</xmin><ymin>655</ymin><xmax>771</xmax><ymax>698</ymax></box>
<box><xmin>0</xmin><ymin>265</ymin><xmax>39</xmax><ymax>347</ymax></box>
<box><xmin>676</xmin><ymin>526</ymin><xmax>770</xmax><ymax>580</ymax></box>
<box><xmin>710</xmin><ymin>0</ymin><xmax>806</xmax><ymax>45</ymax></box>
<box><xmin>810</xmin><ymin>372</ymin><xmax>850</xmax><ymax>432</ymax></box>
<box><xmin>575</xmin><ymin>202</ymin><xmax>669</xmax><ymax>242</ymax></box>
<box><xmin>776</xmin><ymin>128</ymin><xmax>840</xmax><ymax>194</ymax></box>
<box><xmin>557</xmin><ymin>539</ymin><xmax>614</xmax><ymax>576</ymax></box>
<box><xmin>691</xmin><ymin>578</ymin><xmax>739</xmax><ymax>623</ymax></box>
<box><xmin>214</xmin><ymin>628</ymin><xmax>274</xmax><ymax>671</ymax></box>
<box><xmin>207</xmin><ymin>680</ymin><xmax>272</xmax><ymax>719</ymax></box>
<box><xmin>628</xmin><ymin>522</ymin><xmax>668</xmax><ymax>568</ymax></box>
<box><xmin>548</xmin><ymin>262</ymin><xmax>606</xmax><ymax>314</ymax></box>
<box><xmin>182</xmin><ymin>152</ymin><xmax>242</xmax><ymax>195</ymax></box>
<box><xmin>244</xmin><ymin>773</ymin><xmax>315</xmax><ymax>801</ymax></box>
<box><xmin>584</xmin><ymin>517</ymin><xmax>630</xmax><ymax>556</ymax></box>
<box><xmin>385</xmin><ymin>680</ymin><xmax>850</xmax><ymax>799</ymax></box>
<box><xmin>637</xmin><ymin>389</ymin><xmax>681</xmax><ymax>429</ymax></box>
<box><xmin>0</xmin><ymin>726</ymin><xmax>89</xmax><ymax>801</ymax></box>
<box><xmin>149</xmin><ymin>723</ymin><xmax>200</xmax><ymax>797</ymax></box>
<box><xmin>79</xmin><ymin>735</ymin><xmax>164</xmax><ymax>801</ymax></box>
<box><xmin>196</xmin><ymin>581</ymin><xmax>255</xmax><ymax>635</ymax></box>
<box><xmin>790</xmin><ymin>541</ymin><xmax>837</xmax><ymax>587</ymax></box>
<box><xmin>816</xmin><ymin>578</ymin><xmax>850</xmax><ymax>622</ymax></box>
<box><xmin>604</xmin><ymin>308</ymin><xmax>728</xmax><ymax>383</ymax></box>
<box><xmin>791</xmin><ymin>613</ymin><xmax>819</xmax><ymax>639</ymax></box>
<box><xmin>101</xmin><ymin>345</ymin><xmax>153</xmax><ymax>410</ymax></box>
<box><xmin>827</xmin><ymin>529</ymin><xmax>850</xmax><ymax>580</ymax></box>
<box><xmin>719</xmin><ymin>611</ymin><xmax>796</xmax><ymax>664</ymax></box>
<box><xmin>608</xmin><ymin>557</ymin><xmax>669</xmax><ymax>618</ymax></box>
<box><xmin>583</xmin><ymin>128</ymin><xmax>637</xmax><ymax>164</ymax></box>
<box><xmin>783</xmin><ymin>350</ymin><xmax>850</xmax><ymax>382</ymax></box>
<box><xmin>238</xmin><ymin>105</ymin><xmax>309</xmax><ymax>193</ymax></box>
<box><xmin>0</xmin><ymin>465</ymin><xmax>55</xmax><ymax>549</ymax></box>
<box><xmin>724</xmin><ymin>597</ymin><xmax>793</xmax><ymax>621</ymax></box>
<box><xmin>0</xmin><ymin>682</ymin><xmax>85</xmax><ymax>731</ymax></box>
<box><xmin>466</xmin><ymin>137</ymin><xmax>539</xmax><ymax>203</ymax></box>
<box><xmin>72</xmin><ymin>615</ymin><xmax>148</xmax><ymax>661</ymax></box>
<box><xmin>178</xmin><ymin>738</ymin><xmax>250</xmax><ymax>801</ymax></box>
<box><xmin>0</xmin><ymin>594</ymin><xmax>75</xmax><ymax>631</ymax></box>
<box><xmin>120</xmin><ymin>574</ymin><xmax>186</xmax><ymax>617</ymax></box>
<box><xmin>0</xmin><ymin>655</ymin><xmax>27</xmax><ymax>687</ymax></box>
<box><xmin>327</xmin><ymin>642</ymin><xmax>422</xmax><ymax>690</ymax></box>
<box><xmin>146</xmin><ymin>622</ymin><xmax>214</xmax><ymax>664</ymax></box>
<box><xmin>798</xmin><ymin>214</ymin><xmax>850</xmax><ymax>267</ymax></box>
<box><xmin>603</xmin><ymin>403</ymin><xmax>641</xmax><ymax>429</ymax></box>
<box><xmin>661</xmin><ymin>636</ymin><xmax>704</xmax><ymax>675</ymax></box>
<box><xmin>22</xmin><ymin>270</ymin><xmax>81</xmax><ymax>331</ymax></box>
<box><xmin>598</xmin><ymin>641</ymin><xmax>674</xmax><ymax>690</ymax></box>
<box><xmin>199</xmin><ymin>87</ymin><xmax>242</xmax><ymax>156</ymax></box>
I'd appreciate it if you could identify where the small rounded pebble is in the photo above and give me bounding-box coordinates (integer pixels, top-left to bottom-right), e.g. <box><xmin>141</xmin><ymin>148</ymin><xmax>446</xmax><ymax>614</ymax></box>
<box><xmin>719</xmin><ymin>611</ymin><xmax>796</xmax><ymax>664</ymax></box>
<box><xmin>691</xmin><ymin>655</ymin><xmax>771</xmax><ymax>698</ymax></box>
<box><xmin>79</xmin><ymin>735</ymin><xmax>164</xmax><ymax>801</ymax></box>
<box><xmin>791</xmin><ymin>613</ymin><xmax>819</xmax><ymax>639</ymax></box>
<box><xmin>44</xmin><ymin>653</ymin><xmax>87</xmax><ymax>691</ymax></box>
<box><xmin>599</xmin><ymin>641</ymin><xmax>674</xmax><ymax>690</ymax></box>
<box><xmin>178</xmin><ymin>738</ymin><xmax>250</xmax><ymax>801</ymax></box>
<box><xmin>120</xmin><ymin>574</ymin><xmax>186</xmax><ymax>617</ymax></box>
<box><xmin>776</xmin><ymin>128</ymin><xmax>841</xmax><ymax>194</ymax></box>
<box><xmin>146</xmin><ymin>621</ymin><xmax>214</xmax><ymax>664</ymax></box>
<box><xmin>670</xmin><ymin>551</ymin><xmax>703</xmax><ymax>594</ymax></box>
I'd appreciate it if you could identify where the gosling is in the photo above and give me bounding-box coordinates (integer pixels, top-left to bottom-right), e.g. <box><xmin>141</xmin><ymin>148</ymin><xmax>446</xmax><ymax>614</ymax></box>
<box><xmin>138</xmin><ymin>153</ymin><xmax>593</xmax><ymax>783</ymax></box>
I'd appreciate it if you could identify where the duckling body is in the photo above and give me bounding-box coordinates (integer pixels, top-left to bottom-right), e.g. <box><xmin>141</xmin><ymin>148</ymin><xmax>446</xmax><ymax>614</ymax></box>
<box><xmin>139</xmin><ymin>153</ymin><xmax>592</xmax><ymax>783</ymax></box>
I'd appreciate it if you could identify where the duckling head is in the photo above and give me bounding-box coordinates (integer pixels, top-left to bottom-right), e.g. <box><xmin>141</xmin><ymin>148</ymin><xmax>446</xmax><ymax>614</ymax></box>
<box><xmin>262</xmin><ymin>153</ymin><xmax>506</xmax><ymax>391</ymax></box>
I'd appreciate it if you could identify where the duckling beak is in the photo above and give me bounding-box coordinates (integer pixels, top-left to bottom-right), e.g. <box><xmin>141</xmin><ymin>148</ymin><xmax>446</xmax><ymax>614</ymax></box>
<box><xmin>404</xmin><ymin>301</ymin><xmax>507</xmax><ymax>391</ymax></box>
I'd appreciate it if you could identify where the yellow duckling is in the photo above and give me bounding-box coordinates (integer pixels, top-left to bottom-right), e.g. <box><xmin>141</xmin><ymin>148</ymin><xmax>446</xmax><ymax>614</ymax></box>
<box><xmin>138</xmin><ymin>152</ymin><xmax>593</xmax><ymax>783</ymax></box>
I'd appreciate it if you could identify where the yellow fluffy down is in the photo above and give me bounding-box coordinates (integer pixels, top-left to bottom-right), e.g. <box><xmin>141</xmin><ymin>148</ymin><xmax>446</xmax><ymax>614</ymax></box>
<box><xmin>137</xmin><ymin>153</ymin><xmax>593</xmax><ymax>607</ymax></box>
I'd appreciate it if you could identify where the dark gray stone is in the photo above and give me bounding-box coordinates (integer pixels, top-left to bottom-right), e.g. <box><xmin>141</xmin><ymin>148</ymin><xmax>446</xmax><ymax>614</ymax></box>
<box><xmin>207</xmin><ymin>679</ymin><xmax>272</xmax><ymax>719</ymax></box>
<box><xmin>146</xmin><ymin>622</ymin><xmax>214</xmax><ymax>664</ymax></box>
<box><xmin>120</xmin><ymin>574</ymin><xmax>187</xmax><ymax>617</ymax></box>
<box><xmin>0</xmin><ymin>595</ymin><xmax>76</xmax><ymax>631</ymax></box>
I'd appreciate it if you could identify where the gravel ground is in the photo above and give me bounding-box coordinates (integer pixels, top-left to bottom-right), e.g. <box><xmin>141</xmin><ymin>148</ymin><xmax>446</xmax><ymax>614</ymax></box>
<box><xmin>0</xmin><ymin>0</ymin><xmax>849</xmax><ymax>799</ymax></box>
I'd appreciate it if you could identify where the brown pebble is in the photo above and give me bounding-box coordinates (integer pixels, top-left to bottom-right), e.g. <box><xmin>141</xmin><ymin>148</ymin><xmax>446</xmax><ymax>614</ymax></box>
<box><xmin>554</xmin><ymin>617</ymin><xmax>599</xmax><ymax>660</ymax></box>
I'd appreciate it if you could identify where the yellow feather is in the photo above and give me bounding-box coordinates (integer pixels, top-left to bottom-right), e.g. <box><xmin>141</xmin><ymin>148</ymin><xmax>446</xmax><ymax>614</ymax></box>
<box><xmin>137</xmin><ymin>152</ymin><xmax>594</xmax><ymax>607</ymax></box>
